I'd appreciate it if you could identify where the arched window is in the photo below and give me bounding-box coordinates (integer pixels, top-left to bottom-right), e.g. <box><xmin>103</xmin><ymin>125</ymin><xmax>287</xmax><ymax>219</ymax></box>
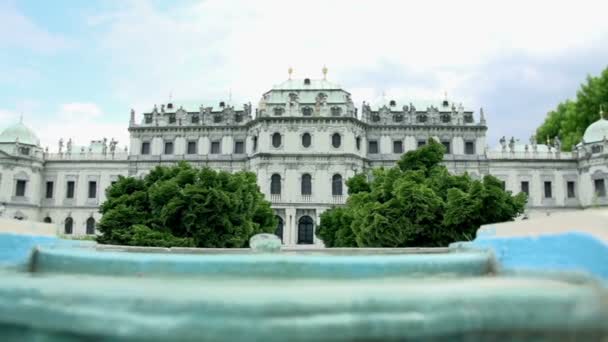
<box><xmin>64</xmin><ymin>217</ymin><xmax>73</xmax><ymax>235</ymax></box>
<box><xmin>272</xmin><ymin>133</ymin><xmax>282</xmax><ymax>148</ymax></box>
<box><xmin>86</xmin><ymin>217</ymin><xmax>96</xmax><ymax>235</ymax></box>
<box><xmin>253</xmin><ymin>136</ymin><xmax>258</xmax><ymax>152</ymax></box>
<box><xmin>275</xmin><ymin>216</ymin><xmax>284</xmax><ymax>242</ymax></box>
<box><xmin>270</xmin><ymin>174</ymin><xmax>281</xmax><ymax>195</ymax></box>
<box><xmin>298</xmin><ymin>216</ymin><xmax>314</xmax><ymax>244</ymax></box>
<box><xmin>356</xmin><ymin>136</ymin><xmax>361</xmax><ymax>150</ymax></box>
<box><xmin>301</xmin><ymin>174</ymin><xmax>312</xmax><ymax>195</ymax></box>
<box><xmin>332</xmin><ymin>133</ymin><xmax>341</xmax><ymax>148</ymax></box>
<box><xmin>302</xmin><ymin>107</ymin><xmax>312</xmax><ymax>116</ymax></box>
<box><xmin>332</xmin><ymin>174</ymin><xmax>343</xmax><ymax>196</ymax></box>
<box><xmin>43</xmin><ymin>217</ymin><xmax>52</xmax><ymax>223</ymax></box>
<box><xmin>302</xmin><ymin>133</ymin><xmax>311</xmax><ymax>148</ymax></box>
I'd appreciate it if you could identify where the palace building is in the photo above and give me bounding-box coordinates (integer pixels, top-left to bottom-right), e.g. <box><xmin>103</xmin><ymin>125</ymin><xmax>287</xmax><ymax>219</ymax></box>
<box><xmin>1</xmin><ymin>72</ymin><xmax>607</xmax><ymax>246</ymax></box>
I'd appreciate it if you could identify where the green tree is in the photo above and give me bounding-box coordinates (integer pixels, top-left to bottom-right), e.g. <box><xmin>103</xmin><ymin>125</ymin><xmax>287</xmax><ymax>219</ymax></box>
<box><xmin>316</xmin><ymin>140</ymin><xmax>526</xmax><ymax>247</ymax></box>
<box><xmin>97</xmin><ymin>162</ymin><xmax>276</xmax><ymax>248</ymax></box>
<box><xmin>536</xmin><ymin>66</ymin><xmax>608</xmax><ymax>151</ymax></box>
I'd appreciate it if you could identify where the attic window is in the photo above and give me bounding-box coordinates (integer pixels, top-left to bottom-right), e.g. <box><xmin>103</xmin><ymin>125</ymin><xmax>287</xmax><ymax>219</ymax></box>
<box><xmin>302</xmin><ymin>107</ymin><xmax>312</xmax><ymax>116</ymax></box>
<box><xmin>219</xmin><ymin>101</ymin><xmax>225</xmax><ymax>108</ymax></box>
<box><xmin>273</xmin><ymin>107</ymin><xmax>284</xmax><ymax>116</ymax></box>
<box><xmin>442</xmin><ymin>100</ymin><xmax>449</xmax><ymax>107</ymax></box>
<box><xmin>167</xmin><ymin>103</ymin><xmax>174</xmax><ymax>110</ymax></box>
<box><xmin>304</xmin><ymin>78</ymin><xmax>311</xmax><ymax>85</ymax></box>
<box><xmin>389</xmin><ymin>100</ymin><xmax>396</xmax><ymax>107</ymax></box>
<box><xmin>168</xmin><ymin>114</ymin><xmax>176</xmax><ymax>124</ymax></box>
<box><xmin>191</xmin><ymin>114</ymin><xmax>199</xmax><ymax>124</ymax></box>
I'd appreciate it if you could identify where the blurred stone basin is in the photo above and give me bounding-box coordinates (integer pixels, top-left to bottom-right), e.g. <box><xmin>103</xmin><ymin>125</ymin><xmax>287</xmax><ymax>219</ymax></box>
<box><xmin>0</xmin><ymin>232</ymin><xmax>607</xmax><ymax>341</ymax></box>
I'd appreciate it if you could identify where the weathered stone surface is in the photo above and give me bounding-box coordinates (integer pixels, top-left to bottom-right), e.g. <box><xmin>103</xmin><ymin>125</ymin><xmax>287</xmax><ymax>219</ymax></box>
<box><xmin>249</xmin><ymin>233</ymin><xmax>281</xmax><ymax>253</ymax></box>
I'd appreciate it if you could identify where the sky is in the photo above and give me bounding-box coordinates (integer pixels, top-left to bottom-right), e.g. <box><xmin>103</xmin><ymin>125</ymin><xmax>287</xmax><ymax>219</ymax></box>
<box><xmin>1</xmin><ymin>0</ymin><xmax>607</xmax><ymax>151</ymax></box>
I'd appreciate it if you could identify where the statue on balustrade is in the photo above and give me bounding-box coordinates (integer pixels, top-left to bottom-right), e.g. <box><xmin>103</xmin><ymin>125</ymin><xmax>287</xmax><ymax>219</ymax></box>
<box><xmin>499</xmin><ymin>136</ymin><xmax>506</xmax><ymax>151</ymax></box>
<box><xmin>58</xmin><ymin>138</ymin><xmax>64</xmax><ymax>154</ymax></box>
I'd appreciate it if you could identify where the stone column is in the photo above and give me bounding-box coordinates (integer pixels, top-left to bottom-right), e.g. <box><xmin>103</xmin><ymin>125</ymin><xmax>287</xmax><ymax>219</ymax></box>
<box><xmin>285</xmin><ymin>207</ymin><xmax>296</xmax><ymax>246</ymax></box>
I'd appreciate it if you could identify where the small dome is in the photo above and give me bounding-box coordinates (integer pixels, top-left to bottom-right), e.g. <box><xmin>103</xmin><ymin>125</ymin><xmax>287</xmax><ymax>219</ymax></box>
<box><xmin>582</xmin><ymin>118</ymin><xmax>608</xmax><ymax>144</ymax></box>
<box><xmin>0</xmin><ymin>121</ymin><xmax>40</xmax><ymax>146</ymax></box>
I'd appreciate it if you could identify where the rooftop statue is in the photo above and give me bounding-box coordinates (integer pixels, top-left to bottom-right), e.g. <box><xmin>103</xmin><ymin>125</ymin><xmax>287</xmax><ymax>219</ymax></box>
<box><xmin>508</xmin><ymin>137</ymin><xmax>515</xmax><ymax>152</ymax></box>
<box><xmin>58</xmin><ymin>138</ymin><xmax>64</xmax><ymax>154</ymax></box>
<box><xmin>554</xmin><ymin>136</ymin><xmax>562</xmax><ymax>151</ymax></box>
<box><xmin>499</xmin><ymin>136</ymin><xmax>507</xmax><ymax>151</ymax></box>
<box><xmin>66</xmin><ymin>139</ymin><xmax>72</xmax><ymax>154</ymax></box>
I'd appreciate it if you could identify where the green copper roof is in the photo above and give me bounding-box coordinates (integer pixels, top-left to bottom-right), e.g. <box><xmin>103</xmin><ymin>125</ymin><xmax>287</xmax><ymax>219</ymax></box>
<box><xmin>0</xmin><ymin>121</ymin><xmax>40</xmax><ymax>146</ymax></box>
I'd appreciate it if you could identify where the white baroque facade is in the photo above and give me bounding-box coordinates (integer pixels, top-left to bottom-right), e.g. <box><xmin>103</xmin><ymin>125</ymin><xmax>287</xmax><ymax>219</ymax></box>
<box><xmin>1</xmin><ymin>75</ymin><xmax>607</xmax><ymax>246</ymax></box>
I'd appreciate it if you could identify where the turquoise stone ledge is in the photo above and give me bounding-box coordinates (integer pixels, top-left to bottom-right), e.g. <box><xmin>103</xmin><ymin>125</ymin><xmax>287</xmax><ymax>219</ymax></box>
<box><xmin>32</xmin><ymin>247</ymin><xmax>495</xmax><ymax>279</ymax></box>
<box><xmin>453</xmin><ymin>232</ymin><xmax>608</xmax><ymax>280</ymax></box>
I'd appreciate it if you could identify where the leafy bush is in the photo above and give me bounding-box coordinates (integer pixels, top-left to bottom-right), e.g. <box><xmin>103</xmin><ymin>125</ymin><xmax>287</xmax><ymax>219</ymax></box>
<box><xmin>317</xmin><ymin>140</ymin><xmax>527</xmax><ymax>247</ymax></box>
<box><xmin>97</xmin><ymin>162</ymin><xmax>276</xmax><ymax>248</ymax></box>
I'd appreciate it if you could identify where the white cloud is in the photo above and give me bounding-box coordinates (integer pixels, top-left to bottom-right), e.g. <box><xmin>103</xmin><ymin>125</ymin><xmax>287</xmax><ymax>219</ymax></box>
<box><xmin>0</xmin><ymin>2</ymin><xmax>70</xmax><ymax>53</ymax></box>
<box><xmin>5</xmin><ymin>0</ymin><xmax>606</xmax><ymax>147</ymax></box>
<box><xmin>58</xmin><ymin>102</ymin><xmax>103</xmax><ymax>121</ymax></box>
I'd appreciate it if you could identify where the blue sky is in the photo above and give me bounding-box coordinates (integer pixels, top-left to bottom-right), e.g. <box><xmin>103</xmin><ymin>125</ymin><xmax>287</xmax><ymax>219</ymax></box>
<box><xmin>1</xmin><ymin>0</ymin><xmax>607</xmax><ymax>151</ymax></box>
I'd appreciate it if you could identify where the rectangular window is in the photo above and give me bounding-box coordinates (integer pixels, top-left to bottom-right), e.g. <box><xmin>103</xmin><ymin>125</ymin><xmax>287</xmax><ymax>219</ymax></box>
<box><xmin>164</xmin><ymin>141</ymin><xmax>174</xmax><ymax>155</ymax></box>
<box><xmin>66</xmin><ymin>181</ymin><xmax>75</xmax><ymax>199</ymax></box>
<box><xmin>211</xmin><ymin>141</ymin><xmax>221</xmax><ymax>154</ymax></box>
<box><xmin>393</xmin><ymin>140</ymin><xmax>403</xmax><ymax>154</ymax></box>
<box><xmin>144</xmin><ymin>114</ymin><xmax>152</xmax><ymax>124</ymax></box>
<box><xmin>520</xmin><ymin>181</ymin><xmax>529</xmax><ymax>196</ymax></box>
<box><xmin>544</xmin><ymin>181</ymin><xmax>552</xmax><ymax>198</ymax></box>
<box><xmin>368</xmin><ymin>141</ymin><xmax>378</xmax><ymax>154</ymax></box>
<box><xmin>191</xmin><ymin>115</ymin><xmax>199</xmax><ymax>124</ymax></box>
<box><xmin>594</xmin><ymin>179</ymin><xmax>606</xmax><ymax>197</ymax></box>
<box><xmin>442</xmin><ymin>141</ymin><xmax>451</xmax><ymax>154</ymax></box>
<box><xmin>417</xmin><ymin>140</ymin><xmax>426</xmax><ymax>148</ymax></box>
<box><xmin>45</xmin><ymin>181</ymin><xmax>54</xmax><ymax>199</ymax></box>
<box><xmin>141</xmin><ymin>142</ymin><xmax>150</xmax><ymax>155</ymax></box>
<box><xmin>187</xmin><ymin>141</ymin><xmax>197</xmax><ymax>154</ymax></box>
<box><xmin>168</xmin><ymin>114</ymin><xmax>176</xmax><ymax>124</ymax></box>
<box><xmin>88</xmin><ymin>181</ymin><xmax>97</xmax><ymax>199</ymax></box>
<box><xmin>15</xmin><ymin>180</ymin><xmax>26</xmax><ymax>197</ymax></box>
<box><xmin>567</xmin><ymin>181</ymin><xmax>576</xmax><ymax>198</ymax></box>
<box><xmin>465</xmin><ymin>141</ymin><xmax>475</xmax><ymax>155</ymax></box>
<box><xmin>253</xmin><ymin>137</ymin><xmax>258</xmax><ymax>152</ymax></box>
<box><xmin>234</xmin><ymin>141</ymin><xmax>244</xmax><ymax>154</ymax></box>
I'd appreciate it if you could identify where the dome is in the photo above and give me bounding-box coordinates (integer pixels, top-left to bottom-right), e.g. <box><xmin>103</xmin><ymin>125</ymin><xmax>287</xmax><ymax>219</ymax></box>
<box><xmin>0</xmin><ymin>121</ymin><xmax>40</xmax><ymax>146</ymax></box>
<box><xmin>582</xmin><ymin>118</ymin><xmax>608</xmax><ymax>144</ymax></box>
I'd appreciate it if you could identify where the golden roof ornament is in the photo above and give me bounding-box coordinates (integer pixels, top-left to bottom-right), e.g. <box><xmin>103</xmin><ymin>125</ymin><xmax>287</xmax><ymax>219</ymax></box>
<box><xmin>322</xmin><ymin>65</ymin><xmax>328</xmax><ymax>80</ymax></box>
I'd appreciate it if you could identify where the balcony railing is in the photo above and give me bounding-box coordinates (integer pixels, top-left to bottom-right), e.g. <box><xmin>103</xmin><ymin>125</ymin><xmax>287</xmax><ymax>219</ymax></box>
<box><xmin>486</xmin><ymin>151</ymin><xmax>574</xmax><ymax>160</ymax></box>
<box><xmin>331</xmin><ymin>195</ymin><xmax>345</xmax><ymax>205</ymax></box>
<box><xmin>300</xmin><ymin>195</ymin><xmax>312</xmax><ymax>203</ymax></box>
<box><xmin>270</xmin><ymin>194</ymin><xmax>282</xmax><ymax>203</ymax></box>
<box><xmin>44</xmin><ymin>152</ymin><xmax>129</xmax><ymax>161</ymax></box>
